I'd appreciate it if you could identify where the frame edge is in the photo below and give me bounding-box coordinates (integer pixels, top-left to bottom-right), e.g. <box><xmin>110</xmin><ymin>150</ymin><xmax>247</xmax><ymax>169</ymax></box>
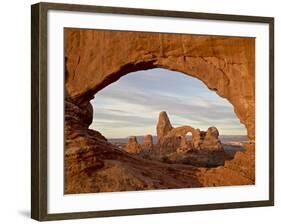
<box><xmin>31</xmin><ymin>3</ymin><xmax>40</xmax><ymax>220</ymax></box>
<box><xmin>37</xmin><ymin>1</ymin><xmax>274</xmax><ymax>23</ymax></box>
<box><xmin>31</xmin><ymin>2</ymin><xmax>48</xmax><ymax>221</ymax></box>
<box><xmin>269</xmin><ymin>17</ymin><xmax>274</xmax><ymax>205</ymax></box>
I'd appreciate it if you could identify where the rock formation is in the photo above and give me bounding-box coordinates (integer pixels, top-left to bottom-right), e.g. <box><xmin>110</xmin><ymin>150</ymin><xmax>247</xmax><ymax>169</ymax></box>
<box><xmin>156</xmin><ymin>111</ymin><xmax>173</xmax><ymax>143</ymax></box>
<box><xmin>200</xmin><ymin>127</ymin><xmax>224</xmax><ymax>151</ymax></box>
<box><xmin>64</xmin><ymin>29</ymin><xmax>255</xmax><ymax>193</ymax></box>
<box><xmin>153</xmin><ymin>112</ymin><xmax>227</xmax><ymax>167</ymax></box>
<box><xmin>143</xmin><ymin>134</ymin><xmax>153</xmax><ymax>151</ymax></box>
<box><xmin>156</xmin><ymin>112</ymin><xmax>223</xmax><ymax>155</ymax></box>
<box><xmin>125</xmin><ymin>136</ymin><xmax>142</xmax><ymax>154</ymax></box>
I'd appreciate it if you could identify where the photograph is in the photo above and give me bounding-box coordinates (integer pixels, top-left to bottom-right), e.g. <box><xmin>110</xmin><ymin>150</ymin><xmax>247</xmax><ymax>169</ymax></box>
<box><xmin>64</xmin><ymin>28</ymin><xmax>255</xmax><ymax>194</ymax></box>
<box><xmin>0</xmin><ymin>0</ymin><xmax>277</xmax><ymax>222</ymax></box>
<box><xmin>29</xmin><ymin>2</ymin><xmax>274</xmax><ymax>221</ymax></box>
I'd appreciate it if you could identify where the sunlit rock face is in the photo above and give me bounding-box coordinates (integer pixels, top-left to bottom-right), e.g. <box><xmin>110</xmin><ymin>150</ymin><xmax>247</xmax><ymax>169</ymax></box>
<box><xmin>64</xmin><ymin>29</ymin><xmax>255</xmax><ymax>194</ymax></box>
<box><xmin>157</xmin><ymin>111</ymin><xmax>173</xmax><ymax>143</ymax></box>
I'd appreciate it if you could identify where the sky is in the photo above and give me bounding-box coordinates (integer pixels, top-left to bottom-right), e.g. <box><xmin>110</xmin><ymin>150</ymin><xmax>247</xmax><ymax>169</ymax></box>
<box><xmin>90</xmin><ymin>68</ymin><xmax>246</xmax><ymax>138</ymax></box>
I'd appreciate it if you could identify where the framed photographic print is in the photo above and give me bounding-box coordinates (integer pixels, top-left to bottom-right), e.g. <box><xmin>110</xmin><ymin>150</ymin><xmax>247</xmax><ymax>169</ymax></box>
<box><xmin>31</xmin><ymin>2</ymin><xmax>274</xmax><ymax>221</ymax></box>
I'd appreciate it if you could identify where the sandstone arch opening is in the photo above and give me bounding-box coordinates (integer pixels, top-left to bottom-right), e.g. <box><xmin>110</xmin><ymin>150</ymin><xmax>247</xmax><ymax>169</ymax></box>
<box><xmin>65</xmin><ymin>30</ymin><xmax>255</xmax><ymax>143</ymax></box>
<box><xmin>64</xmin><ymin>28</ymin><xmax>255</xmax><ymax>194</ymax></box>
<box><xmin>90</xmin><ymin>68</ymin><xmax>247</xmax><ymax>167</ymax></box>
<box><xmin>90</xmin><ymin>68</ymin><xmax>246</xmax><ymax>137</ymax></box>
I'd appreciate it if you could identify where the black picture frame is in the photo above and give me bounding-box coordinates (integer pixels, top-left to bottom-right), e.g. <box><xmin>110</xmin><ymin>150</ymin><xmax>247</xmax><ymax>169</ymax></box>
<box><xmin>31</xmin><ymin>2</ymin><xmax>274</xmax><ymax>221</ymax></box>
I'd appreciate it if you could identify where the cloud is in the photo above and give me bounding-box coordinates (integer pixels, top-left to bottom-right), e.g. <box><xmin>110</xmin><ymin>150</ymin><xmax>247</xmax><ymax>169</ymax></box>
<box><xmin>91</xmin><ymin>68</ymin><xmax>246</xmax><ymax>138</ymax></box>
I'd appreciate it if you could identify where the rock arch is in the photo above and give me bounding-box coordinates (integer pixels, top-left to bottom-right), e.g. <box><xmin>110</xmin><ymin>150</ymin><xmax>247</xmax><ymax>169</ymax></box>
<box><xmin>167</xmin><ymin>126</ymin><xmax>198</xmax><ymax>138</ymax></box>
<box><xmin>65</xmin><ymin>29</ymin><xmax>255</xmax><ymax>142</ymax></box>
<box><xmin>64</xmin><ymin>29</ymin><xmax>255</xmax><ymax>193</ymax></box>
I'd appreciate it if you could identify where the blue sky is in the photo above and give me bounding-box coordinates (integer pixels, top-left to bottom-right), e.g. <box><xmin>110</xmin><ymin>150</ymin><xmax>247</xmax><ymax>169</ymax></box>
<box><xmin>90</xmin><ymin>68</ymin><xmax>246</xmax><ymax>138</ymax></box>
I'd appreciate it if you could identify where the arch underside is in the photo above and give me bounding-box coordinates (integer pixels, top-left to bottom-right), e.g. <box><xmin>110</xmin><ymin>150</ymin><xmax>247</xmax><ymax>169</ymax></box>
<box><xmin>65</xmin><ymin>29</ymin><xmax>255</xmax><ymax>141</ymax></box>
<box><xmin>64</xmin><ymin>29</ymin><xmax>255</xmax><ymax>194</ymax></box>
